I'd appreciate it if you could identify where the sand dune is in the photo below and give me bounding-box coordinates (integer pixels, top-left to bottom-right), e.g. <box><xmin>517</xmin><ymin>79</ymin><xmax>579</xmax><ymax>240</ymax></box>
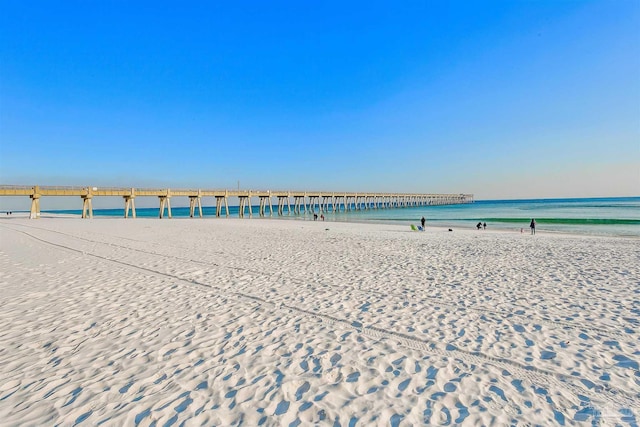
<box><xmin>0</xmin><ymin>217</ymin><xmax>638</xmax><ymax>426</ymax></box>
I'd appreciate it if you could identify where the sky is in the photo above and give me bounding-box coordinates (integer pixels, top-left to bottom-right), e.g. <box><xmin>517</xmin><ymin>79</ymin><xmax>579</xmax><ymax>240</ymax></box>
<box><xmin>1</xmin><ymin>0</ymin><xmax>639</xmax><ymax>210</ymax></box>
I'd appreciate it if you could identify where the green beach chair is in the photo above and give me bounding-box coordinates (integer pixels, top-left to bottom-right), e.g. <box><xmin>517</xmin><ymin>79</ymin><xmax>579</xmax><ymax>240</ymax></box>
<box><xmin>410</xmin><ymin>224</ymin><xmax>418</xmax><ymax>231</ymax></box>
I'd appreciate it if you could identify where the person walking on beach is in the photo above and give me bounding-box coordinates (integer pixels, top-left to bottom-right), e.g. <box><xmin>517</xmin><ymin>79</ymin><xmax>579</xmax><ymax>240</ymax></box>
<box><xmin>421</xmin><ymin>217</ymin><xmax>426</xmax><ymax>229</ymax></box>
<box><xmin>530</xmin><ymin>219</ymin><xmax>536</xmax><ymax>235</ymax></box>
<box><xmin>483</xmin><ymin>222</ymin><xmax>487</xmax><ymax>230</ymax></box>
<box><xmin>476</xmin><ymin>222</ymin><xmax>482</xmax><ymax>230</ymax></box>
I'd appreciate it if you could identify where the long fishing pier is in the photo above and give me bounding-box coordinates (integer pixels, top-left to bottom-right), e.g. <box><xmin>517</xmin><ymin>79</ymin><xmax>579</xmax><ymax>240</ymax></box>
<box><xmin>0</xmin><ymin>186</ymin><xmax>473</xmax><ymax>219</ymax></box>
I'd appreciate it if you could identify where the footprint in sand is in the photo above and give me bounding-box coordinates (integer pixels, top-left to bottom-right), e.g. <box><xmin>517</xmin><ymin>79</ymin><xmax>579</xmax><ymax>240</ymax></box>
<box><xmin>326</xmin><ymin>368</ymin><xmax>342</xmax><ymax>383</ymax></box>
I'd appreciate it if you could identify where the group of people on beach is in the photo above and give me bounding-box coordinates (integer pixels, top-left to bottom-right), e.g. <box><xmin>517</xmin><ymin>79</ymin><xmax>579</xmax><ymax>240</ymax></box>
<box><xmin>475</xmin><ymin>219</ymin><xmax>537</xmax><ymax>234</ymax></box>
<box><xmin>474</xmin><ymin>219</ymin><xmax>537</xmax><ymax>234</ymax></box>
<box><xmin>416</xmin><ymin>216</ymin><xmax>539</xmax><ymax>234</ymax></box>
<box><xmin>419</xmin><ymin>216</ymin><xmax>537</xmax><ymax>234</ymax></box>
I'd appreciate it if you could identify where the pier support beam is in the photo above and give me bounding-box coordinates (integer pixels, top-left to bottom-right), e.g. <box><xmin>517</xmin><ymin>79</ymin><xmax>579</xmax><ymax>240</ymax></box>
<box><xmin>29</xmin><ymin>190</ymin><xmax>41</xmax><ymax>219</ymax></box>
<box><xmin>159</xmin><ymin>196</ymin><xmax>172</xmax><ymax>219</ymax></box>
<box><xmin>293</xmin><ymin>196</ymin><xmax>304</xmax><ymax>215</ymax></box>
<box><xmin>238</xmin><ymin>197</ymin><xmax>246</xmax><ymax>218</ymax></box>
<box><xmin>215</xmin><ymin>196</ymin><xmax>229</xmax><ymax>217</ymax></box>
<box><xmin>189</xmin><ymin>196</ymin><xmax>203</xmax><ymax>218</ymax></box>
<box><xmin>81</xmin><ymin>195</ymin><xmax>93</xmax><ymax>219</ymax></box>
<box><xmin>238</xmin><ymin>194</ymin><xmax>253</xmax><ymax>218</ymax></box>
<box><xmin>258</xmin><ymin>196</ymin><xmax>270</xmax><ymax>217</ymax></box>
<box><xmin>124</xmin><ymin>196</ymin><xmax>136</xmax><ymax>218</ymax></box>
<box><xmin>308</xmin><ymin>196</ymin><xmax>318</xmax><ymax>213</ymax></box>
<box><xmin>277</xmin><ymin>196</ymin><xmax>289</xmax><ymax>216</ymax></box>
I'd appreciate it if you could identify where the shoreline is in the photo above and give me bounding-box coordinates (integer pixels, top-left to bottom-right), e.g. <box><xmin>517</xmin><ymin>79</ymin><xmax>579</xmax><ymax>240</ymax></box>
<box><xmin>2</xmin><ymin>211</ymin><xmax>638</xmax><ymax>240</ymax></box>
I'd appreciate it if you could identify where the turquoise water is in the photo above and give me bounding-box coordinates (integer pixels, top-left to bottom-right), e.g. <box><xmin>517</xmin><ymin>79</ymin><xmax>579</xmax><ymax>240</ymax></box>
<box><xmin>45</xmin><ymin>197</ymin><xmax>639</xmax><ymax>237</ymax></box>
<box><xmin>334</xmin><ymin>197</ymin><xmax>640</xmax><ymax>237</ymax></box>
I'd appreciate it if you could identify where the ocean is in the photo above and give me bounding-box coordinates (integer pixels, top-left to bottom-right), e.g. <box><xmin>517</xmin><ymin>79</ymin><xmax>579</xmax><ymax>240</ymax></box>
<box><xmin>44</xmin><ymin>197</ymin><xmax>639</xmax><ymax>237</ymax></box>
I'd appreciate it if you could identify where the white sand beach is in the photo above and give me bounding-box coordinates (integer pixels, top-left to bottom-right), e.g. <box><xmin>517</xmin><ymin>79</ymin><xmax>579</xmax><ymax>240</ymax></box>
<box><xmin>0</xmin><ymin>217</ymin><xmax>638</xmax><ymax>426</ymax></box>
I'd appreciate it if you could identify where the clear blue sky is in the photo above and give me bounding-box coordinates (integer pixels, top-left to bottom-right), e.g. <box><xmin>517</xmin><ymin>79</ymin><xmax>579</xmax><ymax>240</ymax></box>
<box><xmin>1</xmin><ymin>0</ymin><xmax>638</xmax><ymax>207</ymax></box>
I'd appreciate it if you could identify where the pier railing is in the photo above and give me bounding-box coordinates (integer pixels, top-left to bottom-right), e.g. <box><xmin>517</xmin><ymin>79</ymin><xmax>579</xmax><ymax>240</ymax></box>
<box><xmin>0</xmin><ymin>185</ymin><xmax>473</xmax><ymax>219</ymax></box>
